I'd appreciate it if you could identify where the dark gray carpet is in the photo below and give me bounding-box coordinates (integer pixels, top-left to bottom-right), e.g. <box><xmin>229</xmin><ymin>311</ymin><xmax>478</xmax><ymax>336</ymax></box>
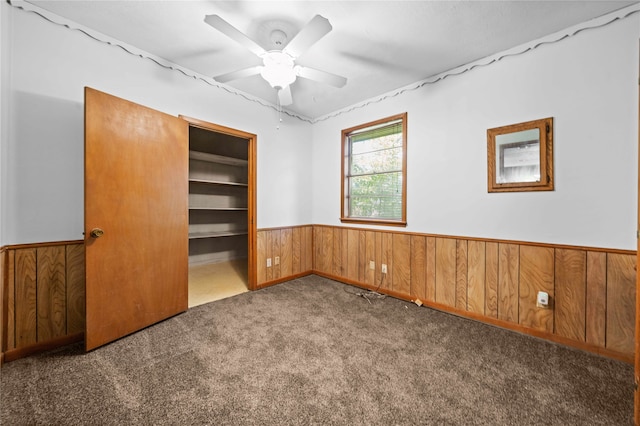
<box><xmin>0</xmin><ymin>275</ymin><xmax>633</xmax><ymax>425</ymax></box>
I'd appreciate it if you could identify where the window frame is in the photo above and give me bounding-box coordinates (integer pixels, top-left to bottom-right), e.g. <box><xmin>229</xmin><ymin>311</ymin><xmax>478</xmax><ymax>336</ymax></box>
<box><xmin>340</xmin><ymin>112</ymin><xmax>408</xmax><ymax>226</ymax></box>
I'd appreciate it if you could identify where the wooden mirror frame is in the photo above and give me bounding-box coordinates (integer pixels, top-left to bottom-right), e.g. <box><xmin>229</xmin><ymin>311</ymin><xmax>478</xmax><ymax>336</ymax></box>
<box><xmin>487</xmin><ymin>117</ymin><xmax>554</xmax><ymax>193</ymax></box>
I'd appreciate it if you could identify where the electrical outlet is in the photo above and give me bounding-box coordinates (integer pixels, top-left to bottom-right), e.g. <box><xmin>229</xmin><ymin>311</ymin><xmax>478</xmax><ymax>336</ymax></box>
<box><xmin>267</xmin><ymin>258</ymin><xmax>272</xmax><ymax>268</ymax></box>
<box><xmin>369</xmin><ymin>260</ymin><xmax>375</xmax><ymax>270</ymax></box>
<box><xmin>536</xmin><ymin>291</ymin><xmax>549</xmax><ymax>308</ymax></box>
<box><xmin>381</xmin><ymin>264</ymin><xmax>388</xmax><ymax>274</ymax></box>
<box><xmin>274</xmin><ymin>256</ymin><xmax>280</xmax><ymax>265</ymax></box>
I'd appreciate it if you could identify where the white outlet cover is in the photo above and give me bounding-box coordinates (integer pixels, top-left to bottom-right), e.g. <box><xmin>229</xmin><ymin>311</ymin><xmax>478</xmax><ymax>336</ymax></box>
<box><xmin>537</xmin><ymin>291</ymin><xmax>549</xmax><ymax>306</ymax></box>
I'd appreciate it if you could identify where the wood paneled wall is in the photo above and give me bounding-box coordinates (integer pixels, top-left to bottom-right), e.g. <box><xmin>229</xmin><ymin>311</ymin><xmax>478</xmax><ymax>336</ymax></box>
<box><xmin>312</xmin><ymin>225</ymin><xmax>636</xmax><ymax>361</ymax></box>
<box><xmin>2</xmin><ymin>242</ymin><xmax>85</xmax><ymax>357</ymax></box>
<box><xmin>257</xmin><ymin>225</ymin><xmax>313</xmax><ymax>287</ymax></box>
<box><xmin>2</xmin><ymin>227</ymin><xmax>635</xmax><ymax>364</ymax></box>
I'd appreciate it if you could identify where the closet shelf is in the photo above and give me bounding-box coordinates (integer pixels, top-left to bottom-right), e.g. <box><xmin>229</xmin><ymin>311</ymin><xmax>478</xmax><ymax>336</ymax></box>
<box><xmin>189</xmin><ymin>178</ymin><xmax>248</xmax><ymax>187</ymax></box>
<box><xmin>189</xmin><ymin>206</ymin><xmax>248</xmax><ymax>211</ymax></box>
<box><xmin>189</xmin><ymin>230</ymin><xmax>248</xmax><ymax>239</ymax></box>
<box><xmin>189</xmin><ymin>150</ymin><xmax>248</xmax><ymax>166</ymax></box>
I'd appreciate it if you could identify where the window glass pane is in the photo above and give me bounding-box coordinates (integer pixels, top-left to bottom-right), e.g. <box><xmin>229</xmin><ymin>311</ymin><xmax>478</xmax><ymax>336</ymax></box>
<box><xmin>351</xmin><ymin>132</ymin><xmax>402</xmax><ymax>155</ymax></box>
<box><xmin>350</xmin><ymin>146</ymin><xmax>402</xmax><ymax>175</ymax></box>
<box><xmin>349</xmin><ymin>172</ymin><xmax>402</xmax><ymax>218</ymax></box>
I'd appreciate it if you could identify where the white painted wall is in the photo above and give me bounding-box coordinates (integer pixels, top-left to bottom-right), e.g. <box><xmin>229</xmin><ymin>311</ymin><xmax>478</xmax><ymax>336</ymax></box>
<box><xmin>0</xmin><ymin>1</ymin><xmax>9</xmax><ymax>247</ymax></box>
<box><xmin>2</xmin><ymin>3</ymin><xmax>313</xmax><ymax>245</ymax></box>
<box><xmin>2</xmin><ymin>3</ymin><xmax>639</xmax><ymax>251</ymax></box>
<box><xmin>312</xmin><ymin>13</ymin><xmax>640</xmax><ymax>250</ymax></box>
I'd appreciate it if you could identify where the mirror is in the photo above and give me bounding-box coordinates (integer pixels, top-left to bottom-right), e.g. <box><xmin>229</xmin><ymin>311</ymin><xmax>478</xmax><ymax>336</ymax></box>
<box><xmin>487</xmin><ymin>117</ymin><xmax>553</xmax><ymax>192</ymax></box>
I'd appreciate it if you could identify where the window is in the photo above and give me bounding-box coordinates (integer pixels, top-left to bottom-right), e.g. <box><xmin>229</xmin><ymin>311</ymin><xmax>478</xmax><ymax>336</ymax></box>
<box><xmin>341</xmin><ymin>113</ymin><xmax>407</xmax><ymax>226</ymax></box>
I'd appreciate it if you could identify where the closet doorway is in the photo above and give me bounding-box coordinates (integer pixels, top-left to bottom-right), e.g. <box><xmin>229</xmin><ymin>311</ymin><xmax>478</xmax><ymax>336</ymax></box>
<box><xmin>181</xmin><ymin>116</ymin><xmax>257</xmax><ymax>307</ymax></box>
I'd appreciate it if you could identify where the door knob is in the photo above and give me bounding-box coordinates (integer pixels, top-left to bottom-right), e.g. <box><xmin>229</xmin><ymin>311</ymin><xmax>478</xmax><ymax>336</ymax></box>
<box><xmin>90</xmin><ymin>228</ymin><xmax>104</xmax><ymax>238</ymax></box>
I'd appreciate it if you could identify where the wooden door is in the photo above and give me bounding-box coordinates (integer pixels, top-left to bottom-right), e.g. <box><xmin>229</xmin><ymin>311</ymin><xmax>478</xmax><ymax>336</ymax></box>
<box><xmin>84</xmin><ymin>87</ymin><xmax>188</xmax><ymax>351</ymax></box>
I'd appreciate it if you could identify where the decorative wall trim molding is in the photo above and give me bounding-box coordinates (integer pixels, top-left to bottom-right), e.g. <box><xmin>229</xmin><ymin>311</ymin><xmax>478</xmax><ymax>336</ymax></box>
<box><xmin>8</xmin><ymin>1</ymin><xmax>639</xmax><ymax>124</ymax></box>
<box><xmin>7</xmin><ymin>0</ymin><xmax>314</xmax><ymax>123</ymax></box>
<box><xmin>312</xmin><ymin>3</ymin><xmax>640</xmax><ymax>122</ymax></box>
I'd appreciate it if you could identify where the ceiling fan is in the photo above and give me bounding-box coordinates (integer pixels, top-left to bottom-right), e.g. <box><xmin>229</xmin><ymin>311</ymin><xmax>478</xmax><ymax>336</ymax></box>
<box><xmin>204</xmin><ymin>14</ymin><xmax>347</xmax><ymax>106</ymax></box>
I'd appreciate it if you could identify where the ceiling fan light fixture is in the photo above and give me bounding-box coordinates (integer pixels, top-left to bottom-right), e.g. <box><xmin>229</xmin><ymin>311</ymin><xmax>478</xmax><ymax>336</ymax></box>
<box><xmin>260</xmin><ymin>51</ymin><xmax>297</xmax><ymax>89</ymax></box>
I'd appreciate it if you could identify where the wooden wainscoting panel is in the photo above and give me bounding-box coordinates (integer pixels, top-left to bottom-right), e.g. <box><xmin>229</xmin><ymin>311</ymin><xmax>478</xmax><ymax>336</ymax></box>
<box><xmin>410</xmin><ymin>235</ymin><xmax>426</xmax><ymax>301</ymax></box>
<box><xmin>272</xmin><ymin>230</ymin><xmax>281</xmax><ymax>279</ymax></box>
<box><xmin>498</xmin><ymin>243</ymin><xmax>519</xmax><ymax>323</ymax></box>
<box><xmin>485</xmin><ymin>242</ymin><xmax>499</xmax><ymax>318</ymax></box>
<box><xmin>36</xmin><ymin>246</ymin><xmax>66</xmax><ymax>341</ymax></box>
<box><xmin>346</xmin><ymin>229</ymin><xmax>359</xmax><ymax>282</ymax></box>
<box><xmin>586</xmin><ymin>251</ymin><xmax>607</xmax><ymax>347</ymax></box>
<box><xmin>306</xmin><ymin>225</ymin><xmax>636</xmax><ymax>361</ymax></box>
<box><xmin>382</xmin><ymin>232</ymin><xmax>393</xmax><ymax>290</ymax></box>
<box><xmin>15</xmin><ymin>249</ymin><xmax>37</xmax><ymax>347</ymax></box>
<box><xmin>66</xmin><ymin>244</ymin><xmax>85</xmax><ymax>335</ymax></box>
<box><xmin>392</xmin><ymin>233</ymin><xmax>411</xmax><ymax>295</ymax></box>
<box><xmin>554</xmin><ymin>249</ymin><xmax>586</xmax><ymax>342</ymax></box>
<box><xmin>365</xmin><ymin>231</ymin><xmax>376</xmax><ymax>286</ymax></box>
<box><xmin>340</xmin><ymin>228</ymin><xmax>349</xmax><ymax>280</ymax></box>
<box><xmin>374</xmin><ymin>232</ymin><xmax>382</xmax><ymax>288</ymax></box>
<box><xmin>467</xmin><ymin>240</ymin><xmax>486</xmax><ymax>315</ymax></box>
<box><xmin>257</xmin><ymin>226</ymin><xmax>314</xmax><ymax>285</ymax></box>
<box><xmin>425</xmin><ymin>237</ymin><xmax>436</xmax><ymax>302</ymax></box>
<box><xmin>292</xmin><ymin>227</ymin><xmax>301</xmax><ymax>275</ymax></box>
<box><xmin>6</xmin><ymin>250</ymin><xmax>15</xmax><ymax>350</ymax></box>
<box><xmin>435</xmin><ymin>238</ymin><xmax>456</xmax><ymax>306</ymax></box>
<box><xmin>332</xmin><ymin>227</ymin><xmax>343</xmax><ymax>277</ymax></box>
<box><xmin>519</xmin><ymin>245</ymin><xmax>554</xmax><ymax>333</ymax></box>
<box><xmin>320</xmin><ymin>227</ymin><xmax>333</xmax><ymax>275</ymax></box>
<box><xmin>312</xmin><ymin>226</ymin><xmax>321</xmax><ymax>273</ymax></box>
<box><xmin>606</xmin><ymin>253</ymin><xmax>636</xmax><ymax>354</ymax></box>
<box><xmin>456</xmin><ymin>240</ymin><xmax>468</xmax><ymax>310</ymax></box>
<box><xmin>265</xmin><ymin>230</ymin><xmax>274</xmax><ymax>282</ymax></box>
<box><xmin>303</xmin><ymin>226</ymin><xmax>313</xmax><ymax>273</ymax></box>
<box><xmin>358</xmin><ymin>231</ymin><xmax>366</xmax><ymax>283</ymax></box>
<box><xmin>280</xmin><ymin>228</ymin><xmax>293</xmax><ymax>278</ymax></box>
<box><xmin>257</xmin><ymin>231</ymin><xmax>267</xmax><ymax>284</ymax></box>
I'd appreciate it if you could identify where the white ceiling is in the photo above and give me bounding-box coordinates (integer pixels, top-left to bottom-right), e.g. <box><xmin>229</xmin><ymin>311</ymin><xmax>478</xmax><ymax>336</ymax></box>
<box><xmin>24</xmin><ymin>0</ymin><xmax>638</xmax><ymax>119</ymax></box>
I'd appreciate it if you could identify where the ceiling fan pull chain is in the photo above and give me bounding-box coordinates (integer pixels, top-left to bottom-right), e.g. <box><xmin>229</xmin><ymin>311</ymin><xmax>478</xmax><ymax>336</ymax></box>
<box><xmin>276</xmin><ymin>96</ymin><xmax>281</xmax><ymax>130</ymax></box>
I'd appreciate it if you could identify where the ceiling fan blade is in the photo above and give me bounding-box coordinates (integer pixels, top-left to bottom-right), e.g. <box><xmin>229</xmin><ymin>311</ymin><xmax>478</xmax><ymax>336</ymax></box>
<box><xmin>278</xmin><ymin>85</ymin><xmax>293</xmax><ymax>106</ymax></box>
<box><xmin>296</xmin><ymin>66</ymin><xmax>347</xmax><ymax>88</ymax></box>
<box><xmin>214</xmin><ymin>66</ymin><xmax>263</xmax><ymax>83</ymax></box>
<box><xmin>204</xmin><ymin>14</ymin><xmax>266</xmax><ymax>57</ymax></box>
<box><xmin>282</xmin><ymin>15</ymin><xmax>332</xmax><ymax>59</ymax></box>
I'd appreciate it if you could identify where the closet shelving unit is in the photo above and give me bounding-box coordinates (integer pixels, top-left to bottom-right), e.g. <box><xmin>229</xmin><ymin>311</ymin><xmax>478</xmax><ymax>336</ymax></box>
<box><xmin>188</xmin><ymin>128</ymin><xmax>249</xmax><ymax>266</ymax></box>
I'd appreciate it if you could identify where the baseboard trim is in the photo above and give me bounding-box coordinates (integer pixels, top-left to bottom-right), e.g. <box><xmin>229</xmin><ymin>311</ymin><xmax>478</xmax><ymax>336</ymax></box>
<box><xmin>257</xmin><ymin>271</ymin><xmax>313</xmax><ymax>289</ymax></box>
<box><xmin>3</xmin><ymin>332</ymin><xmax>84</xmax><ymax>363</ymax></box>
<box><xmin>312</xmin><ymin>270</ymin><xmax>634</xmax><ymax>364</ymax></box>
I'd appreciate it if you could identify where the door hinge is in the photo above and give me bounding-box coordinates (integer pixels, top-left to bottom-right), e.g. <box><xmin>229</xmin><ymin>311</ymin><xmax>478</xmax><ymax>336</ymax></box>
<box><xmin>637</xmin><ymin>230</ymin><xmax>639</xmax><ymax>239</ymax></box>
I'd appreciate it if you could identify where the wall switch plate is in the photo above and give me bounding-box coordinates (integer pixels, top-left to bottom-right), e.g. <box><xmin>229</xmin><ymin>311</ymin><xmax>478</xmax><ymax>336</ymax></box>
<box><xmin>369</xmin><ymin>260</ymin><xmax>375</xmax><ymax>270</ymax></box>
<box><xmin>275</xmin><ymin>256</ymin><xmax>280</xmax><ymax>265</ymax></box>
<box><xmin>381</xmin><ymin>264</ymin><xmax>388</xmax><ymax>274</ymax></box>
<box><xmin>267</xmin><ymin>258</ymin><xmax>272</xmax><ymax>268</ymax></box>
